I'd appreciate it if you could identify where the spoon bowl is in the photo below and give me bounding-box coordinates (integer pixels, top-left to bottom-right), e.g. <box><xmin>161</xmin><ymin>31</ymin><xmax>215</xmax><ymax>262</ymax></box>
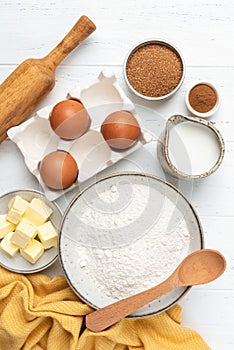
<box><xmin>86</xmin><ymin>249</ymin><xmax>226</xmax><ymax>332</ymax></box>
<box><xmin>178</xmin><ymin>249</ymin><xmax>226</xmax><ymax>285</ymax></box>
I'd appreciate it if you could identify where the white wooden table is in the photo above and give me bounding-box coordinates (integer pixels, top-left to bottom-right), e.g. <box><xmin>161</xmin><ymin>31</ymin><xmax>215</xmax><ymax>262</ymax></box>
<box><xmin>0</xmin><ymin>1</ymin><xmax>233</xmax><ymax>348</ymax></box>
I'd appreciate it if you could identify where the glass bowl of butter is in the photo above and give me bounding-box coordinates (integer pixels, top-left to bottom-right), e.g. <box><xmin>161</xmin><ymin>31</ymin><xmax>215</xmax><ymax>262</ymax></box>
<box><xmin>0</xmin><ymin>189</ymin><xmax>62</xmax><ymax>273</ymax></box>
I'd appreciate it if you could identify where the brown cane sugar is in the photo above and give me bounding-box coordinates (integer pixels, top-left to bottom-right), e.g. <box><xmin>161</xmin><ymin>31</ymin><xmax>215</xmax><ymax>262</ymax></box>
<box><xmin>188</xmin><ymin>84</ymin><xmax>217</xmax><ymax>113</ymax></box>
<box><xmin>126</xmin><ymin>43</ymin><xmax>183</xmax><ymax>97</ymax></box>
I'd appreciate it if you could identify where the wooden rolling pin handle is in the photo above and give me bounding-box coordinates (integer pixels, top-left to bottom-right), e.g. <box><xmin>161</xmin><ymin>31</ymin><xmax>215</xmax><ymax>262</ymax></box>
<box><xmin>0</xmin><ymin>15</ymin><xmax>96</xmax><ymax>143</ymax></box>
<box><xmin>43</xmin><ymin>15</ymin><xmax>96</xmax><ymax>69</ymax></box>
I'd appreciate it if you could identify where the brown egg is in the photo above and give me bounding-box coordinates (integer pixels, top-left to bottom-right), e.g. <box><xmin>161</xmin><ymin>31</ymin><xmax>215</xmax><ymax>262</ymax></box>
<box><xmin>50</xmin><ymin>99</ymin><xmax>90</xmax><ymax>140</ymax></box>
<box><xmin>101</xmin><ymin>111</ymin><xmax>141</xmax><ymax>150</ymax></box>
<box><xmin>39</xmin><ymin>151</ymin><xmax>78</xmax><ymax>190</ymax></box>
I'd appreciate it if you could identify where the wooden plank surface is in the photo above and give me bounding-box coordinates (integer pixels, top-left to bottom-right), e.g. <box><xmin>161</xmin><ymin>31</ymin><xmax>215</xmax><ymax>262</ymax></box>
<box><xmin>0</xmin><ymin>0</ymin><xmax>234</xmax><ymax>66</ymax></box>
<box><xmin>0</xmin><ymin>1</ymin><xmax>233</xmax><ymax>349</ymax></box>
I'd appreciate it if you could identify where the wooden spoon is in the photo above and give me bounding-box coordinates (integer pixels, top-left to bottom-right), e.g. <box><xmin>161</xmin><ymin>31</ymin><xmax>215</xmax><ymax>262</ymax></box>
<box><xmin>86</xmin><ymin>249</ymin><xmax>226</xmax><ymax>332</ymax></box>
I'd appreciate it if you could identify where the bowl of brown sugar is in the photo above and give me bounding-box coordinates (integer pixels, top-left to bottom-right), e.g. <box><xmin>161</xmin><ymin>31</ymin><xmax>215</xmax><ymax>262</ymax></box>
<box><xmin>124</xmin><ymin>39</ymin><xmax>185</xmax><ymax>100</ymax></box>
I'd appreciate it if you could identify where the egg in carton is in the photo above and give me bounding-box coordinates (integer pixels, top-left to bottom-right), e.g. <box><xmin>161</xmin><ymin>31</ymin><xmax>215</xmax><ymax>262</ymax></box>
<box><xmin>8</xmin><ymin>69</ymin><xmax>154</xmax><ymax>201</ymax></box>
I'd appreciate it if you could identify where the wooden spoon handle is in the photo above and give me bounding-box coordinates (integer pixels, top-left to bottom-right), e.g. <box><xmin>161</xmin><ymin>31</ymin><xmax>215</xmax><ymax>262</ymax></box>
<box><xmin>86</xmin><ymin>276</ymin><xmax>180</xmax><ymax>332</ymax></box>
<box><xmin>43</xmin><ymin>15</ymin><xmax>96</xmax><ymax>68</ymax></box>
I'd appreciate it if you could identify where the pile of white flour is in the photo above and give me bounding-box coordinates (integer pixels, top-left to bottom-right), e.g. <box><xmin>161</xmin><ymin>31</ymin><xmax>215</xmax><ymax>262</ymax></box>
<box><xmin>75</xmin><ymin>183</ymin><xmax>190</xmax><ymax>300</ymax></box>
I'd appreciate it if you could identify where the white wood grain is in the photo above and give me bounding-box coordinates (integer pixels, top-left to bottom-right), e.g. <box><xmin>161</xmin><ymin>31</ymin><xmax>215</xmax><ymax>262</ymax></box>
<box><xmin>181</xmin><ymin>290</ymin><xmax>234</xmax><ymax>348</ymax></box>
<box><xmin>0</xmin><ymin>0</ymin><xmax>234</xmax><ymax>66</ymax></box>
<box><xmin>0</xmin><ymin>1</ymin><xmax>233</xmax><ymax>349</ymax></box>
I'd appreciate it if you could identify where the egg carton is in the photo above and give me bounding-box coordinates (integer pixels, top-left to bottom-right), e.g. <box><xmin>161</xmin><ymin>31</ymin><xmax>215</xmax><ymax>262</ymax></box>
<box><xmin>8</xmin><ymin>69</ymin><xmax>154</xmax><ymax>201</ymax></box>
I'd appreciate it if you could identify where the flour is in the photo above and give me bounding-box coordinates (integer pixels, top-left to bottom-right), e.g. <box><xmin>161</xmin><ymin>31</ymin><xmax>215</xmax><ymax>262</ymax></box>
<box><xmin>75</xmin><ymin>183</ymin><xmax>190</xmax><ymax>300</ymax></box>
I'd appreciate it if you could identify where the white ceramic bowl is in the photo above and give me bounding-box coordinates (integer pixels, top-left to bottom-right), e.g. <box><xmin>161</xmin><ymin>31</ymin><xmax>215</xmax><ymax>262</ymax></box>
<box><xmin>0</xmin><ymin>189</ymin><xmax>62</xmax><ymax>273</ymax></box>
<box><xmin>59</xmin><ymin>172</ymin><xmax>204</xmax><ymax>318</ymax></box>
<box><xmin>185</xmin><ymin>82</ymin><xmax>220</xmax><ymax>118</ymax></box>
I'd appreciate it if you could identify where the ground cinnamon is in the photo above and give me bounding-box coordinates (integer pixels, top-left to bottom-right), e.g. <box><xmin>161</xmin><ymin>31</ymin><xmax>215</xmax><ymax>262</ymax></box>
<box><xmin>189</xmin><ymin>84</ymin><xmax>217</xmax><ymax>113</ymax></box>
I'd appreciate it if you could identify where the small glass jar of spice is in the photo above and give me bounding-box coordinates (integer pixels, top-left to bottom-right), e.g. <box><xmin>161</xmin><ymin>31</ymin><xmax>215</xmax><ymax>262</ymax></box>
<box><xmin>186</xmin><ymin>82</ymin><xmax>219</xmax><ymax>118</ymax></box>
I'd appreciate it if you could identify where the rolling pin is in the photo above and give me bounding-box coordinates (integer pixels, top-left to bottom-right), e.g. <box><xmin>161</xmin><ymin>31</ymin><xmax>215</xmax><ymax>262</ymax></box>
<box><xmin>0</xmin><ymin>15</ymin><xmax>96</xmax><ymax>143</ymax></box>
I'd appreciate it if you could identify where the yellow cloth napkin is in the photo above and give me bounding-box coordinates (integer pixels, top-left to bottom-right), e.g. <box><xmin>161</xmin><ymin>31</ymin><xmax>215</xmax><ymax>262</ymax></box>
<box><xmin>0</xmin><ymin>266</ymin><xmax>210</xmax><ymax>350</ymax></box>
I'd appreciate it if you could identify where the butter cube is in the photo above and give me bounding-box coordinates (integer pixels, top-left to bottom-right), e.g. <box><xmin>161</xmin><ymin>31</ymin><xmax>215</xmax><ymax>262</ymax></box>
<box><xmin>6</xmin><ymin>209</ymin><xmax>21</xmax><ymax>225</ymax></box>
<box><xmin>20</xmin><ymin>239</ymin><xmax>44</xmax><ymax>264</ymax></box>
<box><xmin>0</xmin><ymin>214</ymin><xmax>15</xmax><ymax>239</ymax></box>
<box><xmin>11</xmin><ymin>219</ymin><xmax>37</xmax><ymax>248</ymax></box>
<box><xmin>24</xmin><ymin>198</ymin><xmax>52</xmax><ymax>226</ymax></box>
<box><xmin>1</xmin><ymin>232</ymin><xmax>19</xmax><ymax>257</ymax></box>
<box><xmin>7</xmin><ymin>196</ymin><xmax>29</xmax><ymax>224</ymax></box>
<box><xmin>8</xmin><ymin>195</ymin><xmax>29</xmax><ymax>211</ymax></box>
<box><xmin>37</xmin><ymin>221</ymin><xmax>58</xmax><ymax>249</ymax></box>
